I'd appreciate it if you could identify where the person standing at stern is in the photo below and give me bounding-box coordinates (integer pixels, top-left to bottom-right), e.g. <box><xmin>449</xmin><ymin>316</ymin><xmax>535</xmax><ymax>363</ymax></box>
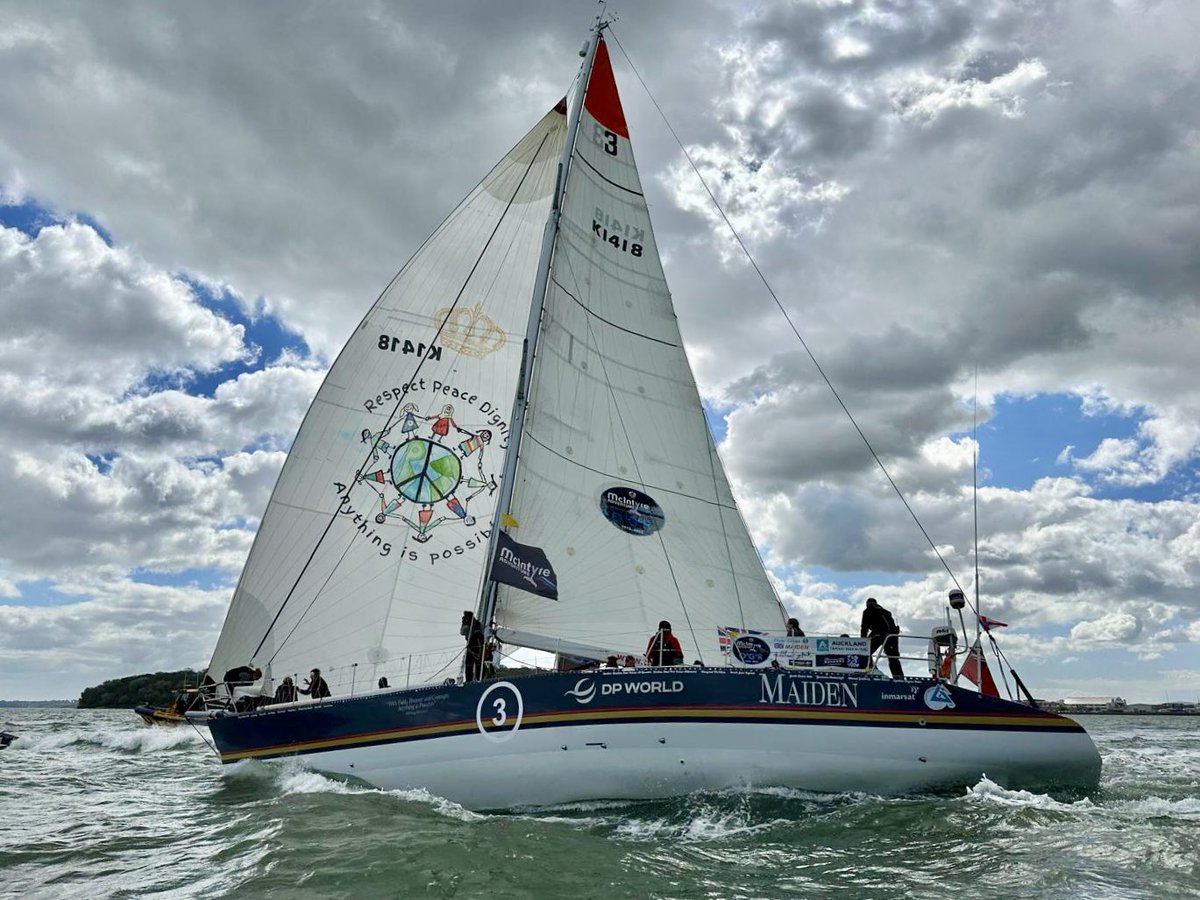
<box><xmin>861</xmin><ymin>598</ymin><xmax>903</xmax><ymax>679</ymax></box>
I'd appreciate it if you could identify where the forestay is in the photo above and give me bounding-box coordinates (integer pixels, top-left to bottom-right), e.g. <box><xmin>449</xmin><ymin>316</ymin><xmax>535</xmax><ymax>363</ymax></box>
<box><xmin>207</xmin><ymin>106</ymin><xmax>568</xmax><ymax>691</ymax></box>
<box><xmin>492</xmin><ymin>37</ymin><xmax>786</xmax><ymax>665</ymax></box>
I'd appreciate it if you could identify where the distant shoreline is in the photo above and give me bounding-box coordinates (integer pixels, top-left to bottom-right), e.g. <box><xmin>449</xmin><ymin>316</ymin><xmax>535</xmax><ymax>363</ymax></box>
<box><xmin>0</xmin><ymin>700</ymin><xmax>78</xmax><ymax>708</ymax></box>
<box><xmin>1063</xmin><ymin>710</ymin><xmax>1200</xmax><ymax>716</ymax></box>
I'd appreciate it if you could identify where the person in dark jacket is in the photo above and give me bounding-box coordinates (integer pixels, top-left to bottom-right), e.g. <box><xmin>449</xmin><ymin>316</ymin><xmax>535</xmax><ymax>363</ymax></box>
<box><xmin>223</xmin><ymin>665</ymin><xmax>261</xmax><ymax>686</ymax></box>
<box><xmin>274</xmin><ymin>676</ymin><xmax>298</xmax><ymax>704</ymax></box>
<box><xmin>461</xmin><ymin>611</ymin><xmax>485</xmax><ymax>682</ymax></box>
<box><xmin>860</xmin><ymin>598</ymin><xmax>904</xmax><ymax>679</ymax></box>
<box><xmin>645</xmin><ymin>621</ymin><xmax>684</xmax><ymax>666</ymax></box>
<box><xmin>300</xmin><ymin>668</ymin><xmax>331</xmax><ymax>699</ymax></box>
<box><xmin>786</xmin><ymin>618</ymin><xmax>805</xmax><ymax>637</ymax></box>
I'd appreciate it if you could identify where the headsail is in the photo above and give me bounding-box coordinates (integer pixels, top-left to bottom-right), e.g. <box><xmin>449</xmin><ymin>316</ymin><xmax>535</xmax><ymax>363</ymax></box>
<box><xmin>207</xmin><ymin>106</ymin><xmax>568</xmax><ymax>691</ymax></box>
<box><xmin>491</xmin><ymin>36</ymin><xmax>786</xmax><ymax>665</ymax></box>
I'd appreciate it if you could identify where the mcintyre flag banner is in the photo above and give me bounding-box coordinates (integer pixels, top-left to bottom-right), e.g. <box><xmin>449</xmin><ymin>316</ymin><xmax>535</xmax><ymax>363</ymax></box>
<box><xmin>490</xmin><ymin>530</ymin><xmax>558</xmax><ymax>600</ymax></box>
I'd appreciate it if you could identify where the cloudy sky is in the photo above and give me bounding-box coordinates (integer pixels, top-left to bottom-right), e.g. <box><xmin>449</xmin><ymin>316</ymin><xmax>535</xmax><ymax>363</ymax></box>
<box><xmin>1</xmin><ymin>1</ymin><xmax>1197</xmax><ymax>702</ymax></box>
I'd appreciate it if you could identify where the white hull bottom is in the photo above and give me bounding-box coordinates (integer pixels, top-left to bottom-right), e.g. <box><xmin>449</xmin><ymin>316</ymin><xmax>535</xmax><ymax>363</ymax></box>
<box><xmin>273</xmin><ymin>720</ymin><xmax>1099</xmax><ymax>809</ymax></box>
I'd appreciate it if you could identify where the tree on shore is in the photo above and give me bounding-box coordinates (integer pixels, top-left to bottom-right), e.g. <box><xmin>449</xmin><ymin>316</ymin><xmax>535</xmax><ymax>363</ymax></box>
<box><xmin>78</xmin><ymin>670</ymin><xmax>201</xmax><ymax>709</ymax></box>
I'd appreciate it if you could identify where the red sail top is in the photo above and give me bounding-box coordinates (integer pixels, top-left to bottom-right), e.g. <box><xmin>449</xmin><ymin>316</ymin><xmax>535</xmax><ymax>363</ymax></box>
<box><xmin>584</xmin><ymin>36</ymin><xmax>629</xmax><ymax>138</ymax></box>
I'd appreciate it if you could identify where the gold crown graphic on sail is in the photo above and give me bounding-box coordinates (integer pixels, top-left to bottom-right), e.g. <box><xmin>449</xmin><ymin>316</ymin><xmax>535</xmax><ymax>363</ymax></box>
<box><xmin>433</xmin><ymin>303</ymin><xmax>507</xmax><ymax>358</ymax></box>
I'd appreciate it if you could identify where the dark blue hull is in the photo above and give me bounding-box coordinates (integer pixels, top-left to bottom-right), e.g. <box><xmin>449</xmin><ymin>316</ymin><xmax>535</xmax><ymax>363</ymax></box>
<box><xmin>203</xmin><ymin>668</ymin><xmax>1099</xmax><ymax>807</ymax></box>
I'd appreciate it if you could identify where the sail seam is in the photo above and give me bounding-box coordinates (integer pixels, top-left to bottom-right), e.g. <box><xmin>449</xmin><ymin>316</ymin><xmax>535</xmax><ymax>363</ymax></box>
<box><xmin>576</xmin><ymin>153</ymin><xmax>645</xmax><ymax>197</ymax></box>
<box><xmin>522</xmin><ymin>432</ymin><xmax>740</xmax><ymax>510</ymax></box>
<box><xmin>550</xmin><ymin>276</ymin><xmax>678</xmax><ymax>347</ymax></box>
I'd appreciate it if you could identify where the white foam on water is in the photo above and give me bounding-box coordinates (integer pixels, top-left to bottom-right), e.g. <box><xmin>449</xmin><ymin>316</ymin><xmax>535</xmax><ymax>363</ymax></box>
<box><xmin>264</xmin><ymin>760</ymin><xmax>486</xmax><ymax>822</ymax></box>
<box><xmin>740</xmin><ymin>784</ymin><xmax>871</xmax><ymax>804</ymax></box>
<box><xmin>99</xmin><ymin>727</ymin><xmax>208</xmax><ymax>753</ymax></box>
<box><xmin>513</xmin><ymin>812</ymin><xmax>615</xmax><ymax>828</ymax></box>
<box><xmin>276</xmin><ymin>761</ymin><xmax>363</xmax><ymax>796</ymax></box>
<box><xmin>613</xmin><ymin>803</ymin><xmax>790</xmax><ymax>843</ymax></box>
<box><xmin>383</xmin><ymin>787</ymin><xmax>488</xmax><ymax>823</ymax></box>
<box><xmin>528</xmin><ymin>798</ymin><xmax>648</xmax><ymax>814</ymax></box>
<box><xmin>1109</xmin><ymin>796</ymin><xmax>1200</xmax><ymax>822</ymax></box>
<box><xmin>683</xmin><ymin>812</ymin><xmax>792</xmax><ymax>842</ymax></box>
<box><xmin>513</xmin><ymin>797</ymin><xmax>667</xmax><ymax>830</ymax></box>
<box><xmin>220</xmin><ymin>758</ymin><xmax>278</xmax><ymax>781</ymax></box>
<box><xmin>963</xmin><ymin>776</ymin><xmax>1095</xmax><ymax>812</ymax></box>
<box><xmin>8</xmin><ymin>726</ymin><xmax>205</xmax><ymax>753</ymax></box>
<box><xmin>6</xmin><ymin>731</ymin><xmax>80</xmax><ymax>751</ymax></box>
<box><xmin>964</xmin><ymin>776</ymin><xmax>1200</xmax><ymax>823</ymax></box>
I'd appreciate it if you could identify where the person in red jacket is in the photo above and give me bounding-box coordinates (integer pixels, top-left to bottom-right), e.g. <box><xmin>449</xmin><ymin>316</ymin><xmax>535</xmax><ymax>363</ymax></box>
<box><xmin>645</xmin><ymin>620</ymin><xmax>684</xmax><ymax>666</ymax></box>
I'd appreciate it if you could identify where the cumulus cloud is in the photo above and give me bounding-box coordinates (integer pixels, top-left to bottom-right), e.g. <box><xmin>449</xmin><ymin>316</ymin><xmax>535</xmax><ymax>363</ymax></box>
<box><xmin>1070</xmin><ymin>611</ymin><xmax>1141</xmax><ymax>645</ymax></box>
<box><xmin>0</xmin><ymin>213</ymin><xmax>320</xmax><ymax>696</ymax></box>
<box><xmin>0</xmin><ymin>222</ymin><xmax>246</xmax><ymax>389</ymax></box>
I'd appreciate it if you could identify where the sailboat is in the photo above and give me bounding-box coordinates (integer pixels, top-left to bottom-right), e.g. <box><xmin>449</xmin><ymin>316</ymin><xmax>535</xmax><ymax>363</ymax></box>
<box><xmin>197</xmin><ymin>20</ymin><xmax>1100</xmax><ymax>808</ymax></box>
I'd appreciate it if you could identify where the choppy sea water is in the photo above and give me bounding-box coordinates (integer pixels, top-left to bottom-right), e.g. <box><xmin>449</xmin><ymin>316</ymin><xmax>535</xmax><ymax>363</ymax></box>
<box><xmin>1</xmin><ymin>711</ymin><xmax>1197</xmax><ymax>899</ymax></box>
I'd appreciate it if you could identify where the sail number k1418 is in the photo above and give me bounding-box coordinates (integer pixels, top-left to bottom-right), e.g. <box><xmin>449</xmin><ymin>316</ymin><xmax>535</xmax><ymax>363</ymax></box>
<box><xmin>377</xmin><ymin>335</ymin><xmax>442</xmax><ymax>360</ymax></box>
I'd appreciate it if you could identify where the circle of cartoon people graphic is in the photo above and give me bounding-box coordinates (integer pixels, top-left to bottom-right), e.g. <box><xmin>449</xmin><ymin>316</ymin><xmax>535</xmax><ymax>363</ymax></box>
<box><xmin>358</xmin><ymin>402</ymin><xmax>497</xmax><ymax>543</ymax></box>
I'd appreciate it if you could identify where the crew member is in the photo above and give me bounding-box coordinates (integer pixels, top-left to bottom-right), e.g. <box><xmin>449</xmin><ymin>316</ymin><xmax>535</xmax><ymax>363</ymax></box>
<box><xmin>861</xmin><ymin>598</ymin><xmax>903</xmax><ymax>679</ymax></box>
<box><xmin>645</xmin><ymin>620</ymin><xmax>684</xmax><ymax>666</ymax></box>
<box><xmin>300</xmin><ymin>668</ymin><xmax>331</xmax><ymax>699</ymax></box>
<box><xmin>461</xmin><ymin>611</ymin><xmax>485</xmax><ymax>682</ymax></box>
<box><xmin>274</xmin><ymin>676</ymin><xmax>298</xmax><ymax>704</ymax></box>
<box><xmin>786</xmin><ymin>618</ymin><xmax>805</xmax><ymax>637</ymax></box>
<box><xmin>223</xmin><ymin>665</ymin><xmax>261</xmax><ymax>686</ymax></box>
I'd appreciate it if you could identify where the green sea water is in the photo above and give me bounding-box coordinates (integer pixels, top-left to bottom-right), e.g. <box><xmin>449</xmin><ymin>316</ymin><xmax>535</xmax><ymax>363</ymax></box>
<box><xmin>1</xmin><ymin>710</ymin><xmax>1197</xmax><ymax>898</ymax></box>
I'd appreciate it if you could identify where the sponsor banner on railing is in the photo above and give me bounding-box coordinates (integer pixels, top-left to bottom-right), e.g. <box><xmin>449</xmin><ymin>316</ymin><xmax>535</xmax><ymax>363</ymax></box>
<box><xmin>719</xmin><ymin>628</ymin><xmax>871</xmax><ymax>671</ymax></box>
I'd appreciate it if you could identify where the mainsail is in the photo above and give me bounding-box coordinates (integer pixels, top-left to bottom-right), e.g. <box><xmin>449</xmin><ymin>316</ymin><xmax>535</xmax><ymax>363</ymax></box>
<box><xmin>207</xmin><ymin>106</ymin><xmax>567</xmax><ymax>690</ymax></box>
<box><xmin>491</xmin><ymin>37</ymin><xmax>785</xmax><ymax>665</ymax></box>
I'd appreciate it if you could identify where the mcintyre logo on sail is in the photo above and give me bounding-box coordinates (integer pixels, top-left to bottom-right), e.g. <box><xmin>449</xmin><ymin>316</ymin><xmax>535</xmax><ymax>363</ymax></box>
<box><xmin>490</xmin><ymin>530</ymin><xmax>559</xmax><ymax>599</ymax></box>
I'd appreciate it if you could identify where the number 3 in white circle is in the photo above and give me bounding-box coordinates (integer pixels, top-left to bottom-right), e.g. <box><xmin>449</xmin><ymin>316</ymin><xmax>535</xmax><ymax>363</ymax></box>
<box><xmin>475</xmin><ymin>681</ymin><xmax>524</xmax><ymax>743</ymax></box>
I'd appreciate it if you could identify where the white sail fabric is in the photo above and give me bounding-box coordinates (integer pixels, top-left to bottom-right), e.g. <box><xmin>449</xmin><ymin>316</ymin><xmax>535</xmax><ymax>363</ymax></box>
<box><xmin>493</xmin><ymin>38</ymin><xmax>785</xmax><ymax>665</ymax></box>
<box><xmin>208</xmin><ymin>106</ymin><xmax>567</xmax><ymax>691</ymax></box>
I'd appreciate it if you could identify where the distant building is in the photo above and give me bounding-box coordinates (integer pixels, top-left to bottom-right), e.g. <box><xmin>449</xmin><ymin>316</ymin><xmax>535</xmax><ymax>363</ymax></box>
<box><xmin>1063</xmin><ymin>696</ymin><xmax>1127</xmax><ymax>713</ymax></box>
<box><xmin>1152</xmin><ymin>702</ymin><xmax>1200</xmax><ymax>715</ymax></box>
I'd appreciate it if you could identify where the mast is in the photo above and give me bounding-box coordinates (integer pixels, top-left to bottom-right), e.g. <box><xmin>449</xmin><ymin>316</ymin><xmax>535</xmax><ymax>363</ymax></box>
<box><xmin>475</xmin><ymin>21</ymin><xmax>606</xmax><ymax>638</ymax></box>
<box><xmin>973</xmin><ymin>365</ymin><xmax>981</xmax><ymax>645</ymax></box>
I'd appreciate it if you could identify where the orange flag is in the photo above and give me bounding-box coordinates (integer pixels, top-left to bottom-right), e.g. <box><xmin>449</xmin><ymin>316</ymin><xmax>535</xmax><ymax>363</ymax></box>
<box><xmin>960</xmin><ymin>638</ymin><xmax>999</xmax><ymax>697</ymax></box>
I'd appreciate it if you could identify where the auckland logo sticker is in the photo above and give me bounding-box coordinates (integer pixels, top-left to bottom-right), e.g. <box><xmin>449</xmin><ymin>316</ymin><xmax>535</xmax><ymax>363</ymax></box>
<box><xmin>923</xmin><ymin>683</ymin><xmax>956</xmax><ymax>711</ymax></box>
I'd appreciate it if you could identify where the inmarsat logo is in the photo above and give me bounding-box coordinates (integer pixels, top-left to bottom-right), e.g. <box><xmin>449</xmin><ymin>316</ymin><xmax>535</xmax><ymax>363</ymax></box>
<box><xmin>565</xmin><ymin>679</ymin><xmax>596</xmax><ymax>705</ymax></box>
<box><xmin>923</xmin><ymin>684</ymin><xmax>956</xmax><ymax>711</ymax></box>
